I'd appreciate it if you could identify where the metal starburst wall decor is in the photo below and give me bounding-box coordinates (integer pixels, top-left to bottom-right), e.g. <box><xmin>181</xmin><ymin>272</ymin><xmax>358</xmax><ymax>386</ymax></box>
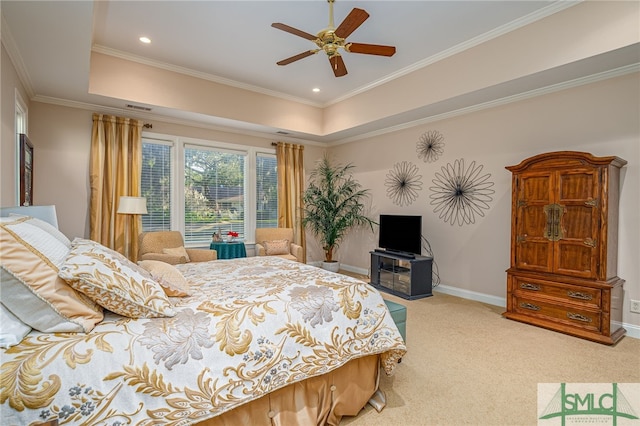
<box><xmin>417</xmin><ymin>130</ymin><xmax>445</xmax><ymax>163</ymax></box>
<box><xmin>385</xmin><ymin>161</ymin><xmax>423</xmax><ymax>207</ymax></box>
<box><xmin>429</xmin><ymin>158</ymin><xmax>495</xmax><ymax>226</ymax></box>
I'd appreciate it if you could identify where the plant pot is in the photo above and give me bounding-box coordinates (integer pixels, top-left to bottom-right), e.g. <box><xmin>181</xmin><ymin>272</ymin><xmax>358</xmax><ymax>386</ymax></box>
<box><xmin>322</xmin><ymin>261</ymin><xmax>340</xmax><ymax>273</ymax></box>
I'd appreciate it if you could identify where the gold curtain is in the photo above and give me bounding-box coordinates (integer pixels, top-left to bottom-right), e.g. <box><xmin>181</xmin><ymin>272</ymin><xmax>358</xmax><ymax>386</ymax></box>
<box><xmin>276</xmin><ymin>142</ymin><xmax>306</xmax><ymax>263</ymax></box>
<box><xmin>90</xmin><ymin>114</ymin><xmax>143</xmax><ymax>260</ymax></box>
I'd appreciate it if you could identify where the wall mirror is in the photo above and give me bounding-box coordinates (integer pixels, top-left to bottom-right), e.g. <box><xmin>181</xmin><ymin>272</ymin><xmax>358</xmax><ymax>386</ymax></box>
<box><xmin>19</xmin><ymin>133</ymin><xmax>33</xmax><ymax>206</ymax></box>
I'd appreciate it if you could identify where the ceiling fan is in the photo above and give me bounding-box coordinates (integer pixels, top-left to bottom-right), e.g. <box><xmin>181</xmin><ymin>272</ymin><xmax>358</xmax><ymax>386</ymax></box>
<box><xmin>271</xmin><ymin>0</ymin><xmax>396</xmax><ymax>77</ymax></box>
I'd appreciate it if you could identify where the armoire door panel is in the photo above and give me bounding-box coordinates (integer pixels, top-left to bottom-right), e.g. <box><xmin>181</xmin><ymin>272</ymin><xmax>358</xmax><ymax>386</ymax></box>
<box><xmin>557</xmin><ymin>169</ymin><xmax>598</xmax><ymax>202</ymax></box>
<box><xmin>555</xmin><ymin>242</ymin><xmax>596</xmax><ymax>278</ymax></box>
<box><xmin>561</xmin><ymin>205</ymin><xmax>596</xmax><ymax>240</ymax></box>
<box><xmin>518</xmin><ymin>205</ymin><xmax>547</xmax><ymax>237</ymax></box>
<box><xmin>516</xmin><ymin>241</ymin><xmax>552</xmax><ymax>271</ymax></box>
<box><xmin>519</xmin><ymin>173</ymin><xmax>552</xmax><ymax>202</ymax></box>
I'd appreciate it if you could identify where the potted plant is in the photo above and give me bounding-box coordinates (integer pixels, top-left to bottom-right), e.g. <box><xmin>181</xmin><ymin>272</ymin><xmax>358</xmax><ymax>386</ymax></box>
<box><xmin>302</xmin><ymin>156</ymin><xmax>376</xmax><ymax>272</ymax></box>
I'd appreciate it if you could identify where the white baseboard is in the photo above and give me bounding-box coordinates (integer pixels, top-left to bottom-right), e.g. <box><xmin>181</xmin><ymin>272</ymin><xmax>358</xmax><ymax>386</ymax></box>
<box><xmin>433</xmin><ymin>284</ymin><xmax>640</xmax><ymax>340</ymax></box>
<box><xmin>339</xmin><ymin>263</ymin><xmax>640</xmax><ymax>340</ymax></box>
<box><xmin>433</xmin><ymin>283</ymin><xmax>507</xmax><ymax>308</ymax></box>
<box><xmin>340</xmin><ymin>264</ymin><xmax>369</xmax><ymax>276</ymax></box>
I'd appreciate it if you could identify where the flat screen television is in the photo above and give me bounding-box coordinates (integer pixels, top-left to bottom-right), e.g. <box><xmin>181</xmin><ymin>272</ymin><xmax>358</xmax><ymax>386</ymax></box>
<box><xmin>378</xmin><ymin>214</ymin><xmax>422</xmax><ymax>257</ymax></box>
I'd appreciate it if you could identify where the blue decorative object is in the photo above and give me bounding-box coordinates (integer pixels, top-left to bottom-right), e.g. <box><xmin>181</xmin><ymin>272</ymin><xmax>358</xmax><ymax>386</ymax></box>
<box><xmin>209</xmin><ymin>241</ymin><xmax>247</xmax><ymax>259</ymax></box>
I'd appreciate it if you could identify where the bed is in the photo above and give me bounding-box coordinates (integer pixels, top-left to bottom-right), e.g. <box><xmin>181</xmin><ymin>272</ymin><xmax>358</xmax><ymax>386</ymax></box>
<box><xmin>0</xmin><ymin>207</ymin><xmax>406</xmax><ymax>425</ymax></box>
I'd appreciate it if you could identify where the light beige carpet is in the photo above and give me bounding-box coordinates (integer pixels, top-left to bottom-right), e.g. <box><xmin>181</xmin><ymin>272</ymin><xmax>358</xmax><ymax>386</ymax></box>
<box><xmin>341</xmin><ymin>282</ymin><xmax>640</xmax><ymax>426</ymax></box>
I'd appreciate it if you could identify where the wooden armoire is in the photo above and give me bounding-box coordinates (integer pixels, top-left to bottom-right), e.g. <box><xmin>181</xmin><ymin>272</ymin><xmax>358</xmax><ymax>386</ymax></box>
<box><xmin>503</xmin><ymin>151</ymin><xmax>627</xmax><ymax>344</ymax></box>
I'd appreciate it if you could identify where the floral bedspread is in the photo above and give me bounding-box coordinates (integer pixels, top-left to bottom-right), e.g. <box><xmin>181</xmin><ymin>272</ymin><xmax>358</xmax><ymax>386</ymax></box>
<box><xmin>1</xmin><ymin>257</ymin><xmax>406</xmax><ymax>425</ymax></box>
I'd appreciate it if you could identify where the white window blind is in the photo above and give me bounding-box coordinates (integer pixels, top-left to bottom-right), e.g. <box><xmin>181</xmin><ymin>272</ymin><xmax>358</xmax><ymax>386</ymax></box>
<box><xmin>141</xmin><ymin>140</ymin><xmax>172</xmax><ymax>232</ymax></box>
<box><xmin>256</xmin><ymin>153</ymin><xmax>277</xmax><ymax>228</ymax></box>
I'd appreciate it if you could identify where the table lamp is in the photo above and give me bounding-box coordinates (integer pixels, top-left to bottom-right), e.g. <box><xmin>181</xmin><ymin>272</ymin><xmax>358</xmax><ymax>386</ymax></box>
<box><xmin>117</xmin><ymin>196</ymin><xmax>147</xmax><ymax>259</ymax></box>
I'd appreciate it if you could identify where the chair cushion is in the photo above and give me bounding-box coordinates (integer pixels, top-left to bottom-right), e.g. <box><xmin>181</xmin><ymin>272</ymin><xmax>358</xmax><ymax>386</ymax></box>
<box><xmin>163</xmin><ymin>246</ymin><xmax>191</xmax><ymax>262</ymax></box>
<box><xmin>262</xmin><ymin>239</ymin><xmax>290</xmax><ymax>255</ymax></box>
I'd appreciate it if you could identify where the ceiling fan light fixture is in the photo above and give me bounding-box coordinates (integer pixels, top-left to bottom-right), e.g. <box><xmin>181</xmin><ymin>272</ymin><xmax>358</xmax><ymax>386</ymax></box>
<box><xmin>272</xmin><ymin>0</ymin><xmax>395</xmax><ymax>77</ymax></box>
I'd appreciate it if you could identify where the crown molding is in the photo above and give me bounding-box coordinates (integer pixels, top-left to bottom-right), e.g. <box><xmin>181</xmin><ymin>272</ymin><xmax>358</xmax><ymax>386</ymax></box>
<box><xmin>328</xmin><ymin>1</ymin><xmax>582</xmax><ymax>106</ymax></box>
<box><xmin>91</xmin><ymin>44</ymin><xmax>324</xmax><ymax>109</ymax></box>
<box><xmin>30</xmin><ymin>94</ymin><xmax>326</xmax><ymax>147</ymax></box>
<box><xmin>32</xmin><ymin>62</ymin><xmax>637</xmax><ymax>149</ymax></box>
<box><xmin>1</xmin><ymin>13</ymin><xmax>35</xmax><ymax>98</ymax></box>
<box><xmin>329</xmin><ymin>63</ymin><xmax>639</xmax><ymax>147</ymax></box>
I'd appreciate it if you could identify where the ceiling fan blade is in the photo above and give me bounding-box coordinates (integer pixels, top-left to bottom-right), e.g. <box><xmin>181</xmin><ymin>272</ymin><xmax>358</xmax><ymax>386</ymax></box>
<box><xmin>334</xmin><ymin>8</ymin><xmax>369</xmax><ymax>39</ymax></box>
<box><xmin>271</xmin><ymin>23</ymin><xmax>317</xmax><ymax>41</ymax></box>
<box><xmin>277</xmin><ymin>50</ymin><xmax>318</xmax><ymax>66</ymax></box>
<box><xmin>347</xmin><ymin>43</ymin><xmax>396</xmax><ymax>57</ymax></box>
<box><xmin>329</xmin><ymin>55</ymin><xmax>347</xmax><ymax>77</ymax></box>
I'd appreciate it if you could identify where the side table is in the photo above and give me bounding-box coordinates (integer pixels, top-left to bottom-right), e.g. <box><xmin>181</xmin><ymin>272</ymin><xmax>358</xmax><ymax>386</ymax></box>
<box><xmin>209</xmin><ymin>241</ymin><xmax>247</xmax><ymax>259</ymax></box>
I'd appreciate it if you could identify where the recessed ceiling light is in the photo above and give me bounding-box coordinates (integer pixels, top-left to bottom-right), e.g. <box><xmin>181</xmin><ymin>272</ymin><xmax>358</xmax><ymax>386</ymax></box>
<box><xmin>312</xmin><ymin>88</ymin><xmax>320</xmax><ymax>93</ymax></box>
<box><xmin>139</xmin><ymin>36</ymin><xmax>151</xmax><ymax>44</ymax></box>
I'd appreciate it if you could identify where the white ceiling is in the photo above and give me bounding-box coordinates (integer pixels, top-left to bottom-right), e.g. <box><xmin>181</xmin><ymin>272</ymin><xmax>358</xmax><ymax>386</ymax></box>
<box><xmin>4</xmin><ymin>0</ymin><xmax>633</xmax><ymax>143</ymax></box>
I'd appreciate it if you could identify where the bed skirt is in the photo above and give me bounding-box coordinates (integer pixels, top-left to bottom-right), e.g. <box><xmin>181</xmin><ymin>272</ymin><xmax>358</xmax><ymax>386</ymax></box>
<box><xmin>197</xmin><ymin>354</ymin><xmax>382</xmax><ymax>426</ymax></box>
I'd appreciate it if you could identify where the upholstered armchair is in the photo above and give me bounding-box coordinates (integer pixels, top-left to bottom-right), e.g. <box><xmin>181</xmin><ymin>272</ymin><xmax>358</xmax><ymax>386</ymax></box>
<box><xmin>255</xmin><ymin>228</ymin><xmax>303</xmax><ymax>263</ymax></box>
<box><xmin>138</xmin><ymin>231</ymin><xmax>217</xmax><ymax>265</ymax></box>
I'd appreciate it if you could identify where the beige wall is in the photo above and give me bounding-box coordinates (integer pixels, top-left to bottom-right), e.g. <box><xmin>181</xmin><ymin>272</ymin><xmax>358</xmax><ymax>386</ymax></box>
<box><xmin>26</xmin><ymin>102</ymin><xmax>325</xmax><ymax>240</ymax></box>
<box><xmin>327</xmin><ymin>72</ymin><xmax>639</xmax><ymax>328</ymax></box>
<box><xmin>1</xmin><ymin>44</ymin><xmax>29</xmax><ymax>206</ymax></box>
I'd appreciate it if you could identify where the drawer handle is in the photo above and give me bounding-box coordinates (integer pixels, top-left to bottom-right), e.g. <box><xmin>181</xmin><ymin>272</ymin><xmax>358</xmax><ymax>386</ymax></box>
<box><xmin>567</xmin><ymin>291</ymin><xmax>593</xmax><ymax>301</ymax></box>
<box><xmin>567</xmin><ymin>312</ymin><xmax>592</xmax><ymax>323</ymax></box>
<box><xmin>520</xmin><ymin>283</ymin><xmax>540</xmax><ymax>291</ymax></box>
<box><xmin>520</xmin><ymin>302</ymin><xmax>540</xmax><ymax>311</ymax></box>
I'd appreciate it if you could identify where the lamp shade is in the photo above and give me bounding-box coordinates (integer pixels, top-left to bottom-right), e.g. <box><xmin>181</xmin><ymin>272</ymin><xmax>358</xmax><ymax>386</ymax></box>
<box><xmin>117</xmin><ymin>196</ymin><xmax>148</xmax><ymax>215</ymax></box>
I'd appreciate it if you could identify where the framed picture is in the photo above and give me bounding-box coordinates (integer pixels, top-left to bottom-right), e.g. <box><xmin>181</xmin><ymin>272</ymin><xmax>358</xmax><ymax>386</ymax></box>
<box><xmin>19</xmin><ymin>133</ymin><xmax>33</xmax><ymax>206</ymax></box>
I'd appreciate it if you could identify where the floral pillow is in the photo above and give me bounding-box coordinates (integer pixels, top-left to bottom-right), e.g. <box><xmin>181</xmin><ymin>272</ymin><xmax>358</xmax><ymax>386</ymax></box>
<box><xmin>138</xmin><ymin>260</ymin><xmax>191</xmax><ymax>297</ymax></box>
<box><xmin>59</xmin><ymin>238</ymin><xmax>176</xmax><ymax>318</ymax></box>
<box><xmin>263</xmin><ymin>239</ymin><xmax>290</xmax><ymax>256</ymax></box>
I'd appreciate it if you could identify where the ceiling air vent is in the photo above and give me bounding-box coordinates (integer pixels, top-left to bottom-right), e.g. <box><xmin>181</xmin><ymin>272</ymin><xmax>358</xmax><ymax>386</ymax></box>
<box><xmin>126</xmin><ymin>104</ymin><xmax>152</xmax><ymax>112</ymax></box>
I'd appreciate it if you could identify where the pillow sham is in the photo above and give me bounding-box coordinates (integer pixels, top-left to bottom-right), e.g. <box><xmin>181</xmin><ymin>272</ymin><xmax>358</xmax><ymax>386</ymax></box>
<box><xmin>162</xmin><ymin>246</ymin><xmax>191</xmax><ymax>262</ymax></box>
<box><xmin>138</xmin><ymin>260</ymin><xmax>191</xmax><ymax>297</ymax></box>
<box><xmin>8</xmin><ymin>214</ymin><xmax>71</xmax><ymax>248</ymax></box>
<box><xmin>0</xmin><ymin>303</ymin><xmax>32</xmax><ymax>348</ymax></box>
<box><xmin>59</xmin><ymin>238</ymin><xmax>176</xmax><ymax>318</ymax></box>
<box><xmin>263</xmin><ymin>239</ymin><xmax>290</xmax><ymax>256</ymax></box>
<box><xmin>0</xmin><ymin>218</ymin><xmax>104</xmax><ymax>333</ymax></box>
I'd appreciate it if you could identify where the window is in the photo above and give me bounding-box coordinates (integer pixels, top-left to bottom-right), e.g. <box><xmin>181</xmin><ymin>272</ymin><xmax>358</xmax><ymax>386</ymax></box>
<box><xmin>184</xmin><ymin>145</ymin><xmax>245</xmax><ymax>243</ymax></box>
<box><xmin>141</xmin><ymin>136</ymin><xmax>277</xmax><ymax>246</ymax></box>
<box><xmin>141</xmin><ymin>141</ymin><xmax>172</xmax><ymax>232</ymax></box>
<box><xmin>256</xmin><ymin>153</ymin><xmax>278</xmax><ymax>228</ymax></box>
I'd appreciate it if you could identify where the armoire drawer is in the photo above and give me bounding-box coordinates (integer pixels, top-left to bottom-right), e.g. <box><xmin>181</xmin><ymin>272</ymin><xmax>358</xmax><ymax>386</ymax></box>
<box><xmin>512</xmin><ymin>276</ymin><xmax>601</xmax><ymax>308</ymax></box>
<box><xmin>513</xmin><ymin>296</ymin><xmax>601</xmax><ymax>332</ymax></box>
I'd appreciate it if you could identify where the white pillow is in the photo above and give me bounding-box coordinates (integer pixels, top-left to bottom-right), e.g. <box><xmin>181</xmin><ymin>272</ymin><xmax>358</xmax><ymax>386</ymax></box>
<box><xmin>8</xmin><ymin>214</ymin><xmax>71</xmax><ymax>248</ymax></box>
<box><xmin>0</xmin><ymin>303</ymin><xmax>32</xmax><ymax>348</ymax></box>
<box><xmin>60</xmin><ymin>238</ymin><xmax>176</xmax><ymax>318</ymax></box>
